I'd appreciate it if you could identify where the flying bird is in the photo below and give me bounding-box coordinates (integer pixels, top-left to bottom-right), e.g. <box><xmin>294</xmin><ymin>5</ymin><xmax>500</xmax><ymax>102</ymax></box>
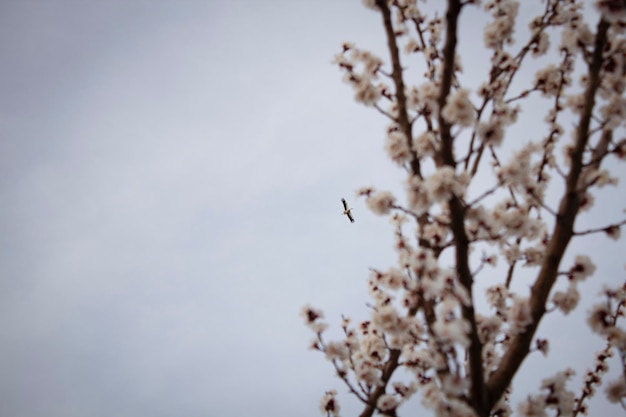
<box><xmin>341</xmin><ymin>198</ymin><xmax>355</xmax><ymax>223</ymax></box>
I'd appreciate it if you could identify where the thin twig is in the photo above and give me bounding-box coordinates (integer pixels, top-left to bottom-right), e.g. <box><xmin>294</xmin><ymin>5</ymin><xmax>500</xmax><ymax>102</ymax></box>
<box><xmin>573</xmin><ymin>219</ymin><xmax>626</xmax><ymax>236</ymax></box>
<box><xmin>466</xmin><ymin>184</ymin><xmax>500</xmax><ymax>207</ymax></box>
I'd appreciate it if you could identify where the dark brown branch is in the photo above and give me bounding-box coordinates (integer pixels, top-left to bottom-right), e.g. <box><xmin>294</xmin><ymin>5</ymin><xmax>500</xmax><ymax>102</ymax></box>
<box><xmin>355</xmin><ymin>6</ymin><xmax>422</xmax><ymax>417</ymax></box>
<box><xmin>583</xmin><ymin>130</ymin><xmax>616</xmax><ymax>169</ymax></box>
<box><xmin>470</xmin><ymin>142</ymin><xmax>486</xmax><ymax>177</ymax></box>
<box><xmin>376</xmin><ymin>0</ymin><xmax>422</xmax><ymax>179</ymax></box>
<box><xmin>583</xmin><ymin>129</ymin><xmax>612</xmax><ymax>177</ymax></box>
<box><xmin>504</xmin><ymin>246</ymin><xmax>520</xmax><ymax>289</ymax></box>
<box><xmin>357</xmin><ymin>338</ymin><xmax>400</xmax><ymax>417</ymax></box>
<box><xmin>436</xmin><ymin>1</ymin><xmax>487</xmax><ymax>416</ymax></box>
<box><xmin>485</xmin><ymin>18</ymin><xmax>610</xmax><ymax>410</ymax></box>
<box><xmin>437</xmin><ymin>0</ymin><xmax>460</xmax><ymax>164</ymax></box>
<box><xmin>466</xmin><ymin>98</ymin><xmax>491</xmax><ymax>174</ymax></box>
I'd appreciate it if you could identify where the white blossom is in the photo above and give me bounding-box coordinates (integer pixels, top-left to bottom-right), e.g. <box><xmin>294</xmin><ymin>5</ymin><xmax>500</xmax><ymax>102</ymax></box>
<box><xmin>377</xmin><ymin>394</ymin><xmax>399</xmax><ymax>412</ymax></box>
<box><xmin>605</xmin><ymin>378</ymin><xmax>626</xmax><ymax>403</ymax></box>
<box><xmin>372</xmin><ymin>304</ymin><xmax>407</xmax><ymax>335</ymax></box>
<box><xmin>423</xmin><ymin>221</ymin><xmax>449</xmax><ymax>246</ymax></box>
<box><xmin>517</xmin><ymin>395</ymin><xmax>548</xmax><ymax>417</ymax></box>
<box><xmin>425</xmin><ymin>166</ymin><xmax>468</xmax><ymax>203</ymax></box>
<box><xmin>355</xmin><ymin>359</ymin><xmax>383</xmax><ymax>386</ymax></box>
<box><xmin>402</xmin><ymin>347</ymin><xmax>438</xmax><ymax>372</ymax></box>
<box><xmin>486</xmin><ymin>284</ymin><xmax>508</xmax><ymax>313</ymax></box>
<box><xmin>392</xmin><ymin>381</ymin><xmax>418</xmax><ymax>399</ymax></box>
<box><xmin>477</xmin><ymin>119</ymin><xmax>505</xmax><ymax>146</ymax></box>
<box><xmin>442</xmin><ymin>88</ymin><xmax>475</xmax><ymax>127</ymax></box>
<box><xmin>301</xmin><ymin>305</ymin><xmax>328</xmax><ymax>333</ymax></box>
<box><xmin>417</xmin><ymin>81</ymin><xmax>440</xmax><ymax>113</ymax></box>
<box><xmin>406</xmin><ymin>174</ymin><xmax>431</xmax><ymax>213</ymax></box>
<box><xmin>320</xmin><ymin>390</ymin><xmax>341</xmax><ymax>417</ymax></box>
<box><xmin>552</xmin><ymin>284</ymin><xmax>580</xmax><ymax>315</ymax></box>
<box><xmin>569</xmin><ymin>255</ymin><xmax>596</xmax><ymax>282</ymax></box>
<box><xmin>421</xmin><ymin>380</ymin><xmax>443</xmax><ymax>409</ymax></box>
<box><xmin>578</xmin><ymin>191</ymin><xmax>594</xmax><ymax>212</ymax></box>
<box><xmin>433</xmin><ymin>299</ymin><xmax>470</xmax><ymax>347</ymax></box>
<box><xmin>309</xmin><ymin>2</ymin><xmax>626</xmax><ymax>416</ymax></box>
<box><xmin>606</xmin><ymin>225</ymin><xmax>622</xmax><ymax>240</ymax></box>
<box><xmin>385</xmin><ymin>128</ymin><xmax>411</xmax><ymax>165</ymax></box>
<box><xmin>534</xmin><ymin>64</ymin><xmax>566</xmax><ymax>97</ymax></box>
<box><xmin>483</xmin><ymin>0</ymin><xmax>519</xmax><ymax>48</ymax></box>
<box><xmin>409</xmin><ymin>249</ymin><xmax>438</xmax><ymax>278</ymax></box>
<box><xmin>566</xmin><ymin>92</ymin><xmax>586</xmax><ymax>115</ymax></box>
<box><xmin>507</xmin><ymin>296</ymin><xmax>533</xmax><ymax>335</ymax></box>
<box><xmin>372</xmin><ymin>267</ymin><xmax>407</xmax><ymax>290</ymax></box>
<box><xmin>414</xmin><ymin>130</ymin><xmax>437</xmax><ymax>157</ymax></box>
<box><xmin>355</xmin><ymin>82</ymin><xmax>382</xmax><ymax>105</ymax></box>
<box><xmin>587</xmin><ymin>302</ymin><xmax>613</xmax><ymax>335</ymax></box>
<box><xmin>325</xmin><ymin>341</ymin><xmax>349</xmax><ymax>361</ymax></box>
<box><xmin>366</xmin><ymin>190</ymin><xmax>396</xmax><ymax>215</ymax></box>
<box><xmin>497</xmin><ymin>143</ymin><xmax>539</xmax><ymax>188</ymax></box>
<box><xmin>404</xmin><ymin>37</ymin><xmax>421</xmax><ymax>54</ymax></box>
<box><xmin>539</xmin><ymin>369</ymin><xmax>576</xmax><ymax>416</ymax></box>
<box><xmin>477</xmin><ymin>314</ymin><xmax>503</xmax><ymax>344</ymax></box>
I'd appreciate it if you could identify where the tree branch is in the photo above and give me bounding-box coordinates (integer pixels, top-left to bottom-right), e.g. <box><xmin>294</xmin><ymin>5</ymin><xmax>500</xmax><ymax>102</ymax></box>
<box><xmin>573</xmin><ymin>219</ymin><xmax>626</xmax><ymax>237</ymax></box>
<box><xmin>485</xmin><ymin>18</ymin><xmax>610</xmax><ymax>409</ymax></box>
<box><xmin>436</xmin><ymin>1</ymin><xmax>488</xmax><ymax>416</ymax></box>
<box><xmin>376</xmin><ymin>0</ymin><xmax>422</xmax><ymax>179</ymax></box>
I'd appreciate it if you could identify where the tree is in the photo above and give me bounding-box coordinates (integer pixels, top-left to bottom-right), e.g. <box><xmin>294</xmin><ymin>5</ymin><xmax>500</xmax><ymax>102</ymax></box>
<box><xmin>302</xmin><ymin>1</ymin><xmax>626</xmax><ymax>416</ymax></box>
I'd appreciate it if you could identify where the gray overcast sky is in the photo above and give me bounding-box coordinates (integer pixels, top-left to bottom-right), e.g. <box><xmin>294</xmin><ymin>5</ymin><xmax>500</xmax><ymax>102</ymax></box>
<box><xmin>0</xmin><ymin>1</ymin><xmax>624</xmax><ymax>416</ymax></box>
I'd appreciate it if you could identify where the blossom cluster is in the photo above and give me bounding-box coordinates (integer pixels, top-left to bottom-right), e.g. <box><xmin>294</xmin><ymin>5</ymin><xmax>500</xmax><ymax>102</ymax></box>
<box><xmin>334</xmin><ymin>43</ymin><xmax>385</xmax><ymax>107</ymax></box>
<box><xmin>304</xmin><ymin>0</ymin><xmax>626</xmax><ymax>416</ymax></box>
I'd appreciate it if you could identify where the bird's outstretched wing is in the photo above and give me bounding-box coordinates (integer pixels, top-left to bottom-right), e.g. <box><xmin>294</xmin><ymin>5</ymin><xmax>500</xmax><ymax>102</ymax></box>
<box><xmin>341</xmin><ymin>198</ymin><xmax>355</xmax><ymax>223</ymax></box>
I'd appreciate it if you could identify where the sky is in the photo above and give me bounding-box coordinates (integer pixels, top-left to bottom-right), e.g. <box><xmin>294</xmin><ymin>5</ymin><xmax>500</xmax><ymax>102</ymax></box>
<box><xmin>0</xmin><ymin>1</ymin><xmax>624</xmax><ymax>416</ymax></box>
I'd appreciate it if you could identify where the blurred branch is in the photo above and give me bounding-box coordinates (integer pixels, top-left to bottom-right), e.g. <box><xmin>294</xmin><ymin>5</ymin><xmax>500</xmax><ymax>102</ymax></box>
<box><xmin>436</xmin><ymin>1</ymin><xmax>488</xmax><ymax>415</ymax></box>
<box><xmin>485</xmin><ymin>17</ymin><xmax>610</xmax><ymax>409</ymax></box>
<box><xmin>376</xmin><ymin>0</ymin><xmax>422</xmax><ymax>179</ymax></box>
